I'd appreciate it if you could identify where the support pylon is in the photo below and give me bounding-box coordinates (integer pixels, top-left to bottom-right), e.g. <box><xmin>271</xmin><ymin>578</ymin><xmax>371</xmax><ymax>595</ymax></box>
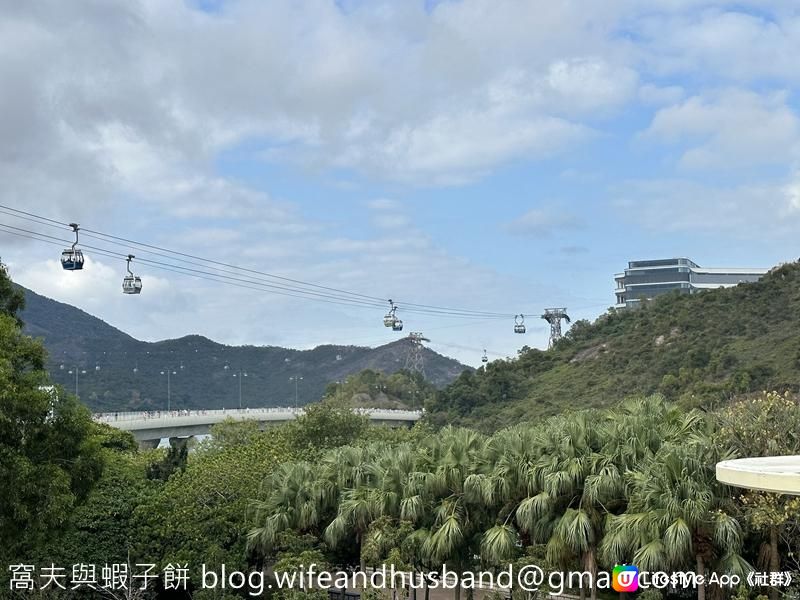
<box><xmin>404</xmin><ymin>332</ymin><xmax>430</xmax><ymax>378</ymax></box>
<box><xmin>541</xmin><ymin>308</ymin><xmax>570</xmax><ymax>349</ymax></box>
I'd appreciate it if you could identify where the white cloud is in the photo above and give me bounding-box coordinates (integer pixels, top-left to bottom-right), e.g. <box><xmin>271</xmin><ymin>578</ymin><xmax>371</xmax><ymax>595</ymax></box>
<box><xmin>638</xmin><ymin>83</ymin><xmax>685</xmax><ymax>106</ymax></box>
<box><xmin>612</xmin><ymin>176</ymin><xmax>800</xmax><ymax>237</ymax></box>
<box><xmin>0</xmin><ymin>0</ymin><xmax>647</xmax><ymax>196</ymax></box>
<box><xmin>637</xmin><ymin>8</ymin><xmax>800</xmax><ymax>83</ymax></box>
<box><xmin>781</xmin><ymin>173</ymin><xmax>800</xmax><ymax>214</ymax></box>
<box><xmin>506</xmin><ymin>206</ymin><xmax>583</xmax><ymax>237</ymax></box>
<box><xmin>642</xmin><ymin>89</ymin><xmax>800</xmax><ymax>170</ymax></box>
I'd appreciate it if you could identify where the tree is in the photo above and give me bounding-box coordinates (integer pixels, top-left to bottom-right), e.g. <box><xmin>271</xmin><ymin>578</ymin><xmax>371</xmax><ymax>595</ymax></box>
<box><xmin>0</xmin><ymin>260</ymin><xmax>25</xmax><ymax>324</ymax></box>
<box><xmin>145</xmin><ymin>442</ymin><xmax>188</xmax><ymax>481</ymax></box>
<box><xmin>284</xmin><ymin>403</ymin><xmax>369</xmax><ymax>455</ymax></box>
<box><xmin>37</xmin><ymin>448</ymin><xmax>156</xmax><ymax>584</ymax></box>
<box><xmin>0</xmin><ymin>262</ymin><xmax>104</xmax><ymax>573</ymax></box>
<box><xmin>603</xmin><ymin>436</ymin><xmax>747</xmax><ymax>600</ymax></box>
<box><xmin>323</xmin><ymin>443</ymin><xmax>424</xmax><ymax>571</ymax></box>
<box><xmin>488</xmin><ymin>397</ymin><xmax>700</xmax><ymax>600</ymax></box>
<box><xmin>134</xmin><ymin>425</ymin><xmax>295</xmax><ymax>587</ymax></box>
<box><xmin>248</xmin><ymin>461</ymin><xmax>335</xmax><ymax>561</ymax></box>
<box><xmin>717</xmin><ymin>391</ymin><xmax>800</xmax><ymax>600</ymax></box>
<box><xmin>419</xmin><ymin>427</ymin><xmax>488</xmax><ymax>600</ymax></box>
<box><xmin>512</xmin><ymin>413</ymin><xmax>605</xmax><ymax>600</ymax></box>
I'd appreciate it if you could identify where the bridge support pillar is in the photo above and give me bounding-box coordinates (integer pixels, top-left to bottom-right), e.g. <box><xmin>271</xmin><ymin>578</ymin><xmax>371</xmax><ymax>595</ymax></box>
<box><xmin>138</xmin><ymin>439</ymin><xmax>159</xmax><ymax>451</ymax></box>
<box><xmin>169</xmin><ymin>436</ymin><xmax>193</xmax><ymax>448</ymax></box>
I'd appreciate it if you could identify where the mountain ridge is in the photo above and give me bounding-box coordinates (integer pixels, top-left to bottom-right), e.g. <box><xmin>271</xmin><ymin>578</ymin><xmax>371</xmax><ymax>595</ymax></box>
<box><xmin>18</xmin><ymin>285</ymin><xmax>469</xmax><ymax>412</ymax></box>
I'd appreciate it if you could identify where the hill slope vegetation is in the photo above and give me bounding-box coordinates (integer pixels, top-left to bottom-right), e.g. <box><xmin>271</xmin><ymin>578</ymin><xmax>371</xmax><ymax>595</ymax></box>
<box><xmin>19</xmin><ymin>286</ymin><xmax>468</xmax><ymax>412</ymax></box>
<box><xmin>429</xmin><ymin>261</ymin><xmax>800</xmax><ymax>431</ymax></box>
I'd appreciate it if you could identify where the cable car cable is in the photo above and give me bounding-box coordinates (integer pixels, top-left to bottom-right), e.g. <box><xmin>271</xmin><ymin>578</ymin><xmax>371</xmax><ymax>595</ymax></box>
<box><xmin>0</xmin><ymin>204</ymin><xmax>528</xmax><ymax>318</ymax></box>
<box><xmin>1</xmin><ymin>222</ymin><xmax>515</xmax><ymax>318</ymax></box>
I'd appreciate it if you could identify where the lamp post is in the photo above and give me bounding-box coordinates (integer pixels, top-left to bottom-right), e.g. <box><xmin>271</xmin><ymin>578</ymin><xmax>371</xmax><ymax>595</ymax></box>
<box><xmin>289</xmin><ymin>375</ymin><xmax>303</xmax><ymax>410</ymax></box>
<box><xmin>60</xmin><ymin>364</ymin><xmax>99</xmax><ymax>400</ymax></box>
<box><xmin>160</xmin><ymin>368</ymin><xmax>177</xmax><ymax>411</ymax></box>
<box><xmin>224</xmin><ymin>364</ymin><xmax>248</xmax><ymax>410</ymax></box>
<box><xmin>232</xmin><ymin>368</ymin><xmax>247</xmax><ymax>410</ymax></box>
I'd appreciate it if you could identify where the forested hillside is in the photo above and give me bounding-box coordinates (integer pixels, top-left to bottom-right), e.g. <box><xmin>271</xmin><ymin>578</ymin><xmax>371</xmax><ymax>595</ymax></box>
<box><xmin>19</xmin><ymin>286</ymin><xmax>468</xmax><ymax>412</ymax></box>
<box><xmin>429</xmin><ymin>261</ymin><xmax>800</xmax><ymax>431</ymax></box>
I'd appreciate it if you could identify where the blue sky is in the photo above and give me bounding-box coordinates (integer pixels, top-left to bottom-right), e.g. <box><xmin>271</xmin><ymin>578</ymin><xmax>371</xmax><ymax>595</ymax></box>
<box><xmin>1</xmin><ymin>0</ymin><xmax>799</xmax><ymax>366</ymax></box>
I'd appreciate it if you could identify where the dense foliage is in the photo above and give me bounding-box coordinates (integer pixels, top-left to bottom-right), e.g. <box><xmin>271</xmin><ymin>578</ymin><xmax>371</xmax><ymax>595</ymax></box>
<box><xmin>322</xmin><ymin>368</ymin><xmax>436</xmax><ymax>409</ymax></box>
<box><xmin>429</xmin><ymin>261</ymin><xmax>800</xmax><ymax>431</ymax></box>
<box><xmin>0</xmin><ymin>261</ymin><xmax>105</xmax><ymax>580</ymax></box>
<box><xmin>250</xmin><ymin>394</ymin><xmax>800</xmax><ymax>600</ymax></box>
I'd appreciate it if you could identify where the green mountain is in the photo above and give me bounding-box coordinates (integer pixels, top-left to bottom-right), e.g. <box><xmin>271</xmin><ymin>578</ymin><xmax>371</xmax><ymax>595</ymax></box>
<box><xmin>19</xmin><ymin>286</ymin><xmax>468</xmax><ymax>412</ymax></box>
<box><xmin>429</xmin><ymin>260</ymin><xmax>800</xmax><ymax>431</ymax></box>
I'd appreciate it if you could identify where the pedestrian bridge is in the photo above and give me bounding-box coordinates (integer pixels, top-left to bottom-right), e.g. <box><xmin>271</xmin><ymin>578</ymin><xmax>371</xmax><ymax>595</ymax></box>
<box><xmin>94</xmin><ymin>407</ymin><xmax>423</xmax><ymax>448</ymax></box>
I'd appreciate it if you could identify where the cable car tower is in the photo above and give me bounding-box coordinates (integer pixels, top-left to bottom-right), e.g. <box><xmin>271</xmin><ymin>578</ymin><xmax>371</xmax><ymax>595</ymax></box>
<box><xmin>404</xmin><ymin>332</ymin><xmax>430</xmax><ymax>377</ymax></box>
<box><xmin>541</xmin><ymin>308</ymin><xmax>570</xmax><ymax>349</ymax></box>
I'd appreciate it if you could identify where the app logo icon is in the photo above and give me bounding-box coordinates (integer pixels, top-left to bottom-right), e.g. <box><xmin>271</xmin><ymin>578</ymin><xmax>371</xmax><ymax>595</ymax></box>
<box><xmin>612</xmin><ymin>565</ymin><xmax>639</xmax><ymax>593</ymax></box>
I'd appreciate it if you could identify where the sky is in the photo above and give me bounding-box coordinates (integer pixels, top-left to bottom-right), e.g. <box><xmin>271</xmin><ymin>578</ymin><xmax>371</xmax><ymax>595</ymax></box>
<box><xmin>1</xmin><ymin>0</ymin><xmax>799</xmax><ymax>367</ymax></box>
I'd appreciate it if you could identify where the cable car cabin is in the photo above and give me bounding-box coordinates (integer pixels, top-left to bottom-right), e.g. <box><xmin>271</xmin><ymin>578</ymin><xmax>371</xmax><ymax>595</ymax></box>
<box><xmin>122</xmin><ymin>275</ymin><xmax>143</xmax><ymax>294</ymax></box>
<box><xmin>383</xmin><ymin>314</ymin><xmax>396</xmax><ymax>327</ymax></box>
<box><xmin>392</xmin><ymin>319</ymin><xmax>404</xmax><ymax>331</ymax></box>
<box><xmin>61</xmin><ymin>249</ymin><xmax>85</xmax><ymax>270</ymax></box>
<box><xmin>514</xmin><ymin>323</ymin><xmax>526</xmax><ymax>334</ymax></box>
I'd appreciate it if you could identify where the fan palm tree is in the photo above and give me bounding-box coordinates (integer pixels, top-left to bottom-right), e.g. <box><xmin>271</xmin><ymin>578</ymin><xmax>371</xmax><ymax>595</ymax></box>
<box><xmin>420</xmin><ymin>427</ymin><xmax>488</xmax><ymax>600</ymax></box>
<box><xmin>503</xmin><ymin>398</ymin><xmax>695</xmax><ymax>600</ymax></box>
<box><xmin>247</xmin><ymin>461</ymin><xmax>334</xmax><ymax>556</ymax></box>
<box><xmin>602</xmin><ymin>437</ymin><xmax>748</xmax><ymax>600</ymax></box>
<box><xmin>324</xmin><ymin>442</ymin><xmax>426</xmax><ymax>570</ymax></box>
<box><xmin>325</xmin><ymin>486</ymin><xmax>378</xmax><ymax>571</ymax></box>
<box><xmin>503</xmin><ymin>413</ymin><xmax>606</xmax><ymax>600</ymax></box>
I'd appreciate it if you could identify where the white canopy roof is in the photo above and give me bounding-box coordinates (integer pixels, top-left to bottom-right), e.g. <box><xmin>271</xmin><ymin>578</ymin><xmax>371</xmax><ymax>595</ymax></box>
<box><xmin>716</xmin><ymin>456</ymin><xmax>800</xmax><ymax>495</ymax></box>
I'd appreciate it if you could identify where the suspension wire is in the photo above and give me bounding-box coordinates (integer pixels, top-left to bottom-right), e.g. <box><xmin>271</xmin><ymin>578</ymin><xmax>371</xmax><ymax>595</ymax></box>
<box><xmin>427</xmin><ymin>340</ymin><xmax>507</xmax><ymax>358</ymax></box>
<box><xmin>1</xmin><ymin>204</ymin><xmax>608</xmax><ymax>317</ymax></box>
<box><xmin>0</xmin><ymin>221</ymin><xmax>515</xmax><ymax>319</ymax></box>
<box><xmin>79</xmin><ymin>229</ymin><xmax>512</xmax><ymax>317</ymax></box>
<box><xmin>0</xmin><ymin>205</ymin><xmax>388</xmax><ymax>304</ymax></box>
<box><xmin>0</xmin><ymin>225</ymin><xmax>434</xmax><ymax>312</ymax></box>
<box><xmin>0</xmin><ymin>204</ymin><xmax>522</xmax><ymax>318</ymax></box>
<box><xmin>0</xmin><ymin>223</ymin><xmax>400</xmax><ymax>310</ymax></box>
<box><xmin>0</xmin><ymin>206</ymin><xmax>66</xmax><ymax>228</ymax></box>
<box><xmin>81</xmin><ymin>229</ymin><xmax>388</xmax><ymax>303</ymax></box>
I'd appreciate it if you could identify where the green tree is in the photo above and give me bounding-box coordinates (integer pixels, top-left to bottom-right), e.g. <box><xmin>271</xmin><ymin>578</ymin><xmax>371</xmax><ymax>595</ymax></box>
<box><xmin>0</xmin><ymin>261</ymin><xmax>104</xmax><ymax>571</ymax></box>
<box><xmin>323</xmin><ymin>443</ymin><xmax>424</xmax><ymax>571</ymax></box>
<box><xmin>604</xmin><ymin>437</ymin><xmax>747</xmax><ymax>600</ymax></box>
<box><xmin>717</xmin><ymin>391</ymin><xmax>800</xmax><ymax>600</ymax></box>
<box><xmin>145</xmin><ymin>442</ymin><xmax>188</xmax><ymax>481</ymax></box>
<box><xmin>37</xmin><ymin>447</ymin><xmax>156</xmax><ymax>579</ymax></box>
<box><xmin>0</xmin><ymin>261</ymin><xmax>25</xmax><ymax>324</ymax></box>
<box><xmin>134</xmin><ymin>426</ymin><xmax>295</xmax><ymax>586</ymax></box>
<box><xmin>285</xmin><ymin>403</ymin><xmax>369</xmax><ymax>455</ymax></box>
<box><xmin>248</xmin><ymin>461</ymin><xmax>335</xmax><ymax>561</ymax></box>
<box><xmin>418</xmin><ymin>427</ymin><xmax>488</xmax><ymax>600</ymax></box>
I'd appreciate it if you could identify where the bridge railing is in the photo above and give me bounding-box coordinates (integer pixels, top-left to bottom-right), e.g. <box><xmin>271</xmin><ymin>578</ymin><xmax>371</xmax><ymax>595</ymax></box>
<box><xmin>93</xmin><ymin>407</ymin><xmax>423</xmax><ymax>423</ymax></box>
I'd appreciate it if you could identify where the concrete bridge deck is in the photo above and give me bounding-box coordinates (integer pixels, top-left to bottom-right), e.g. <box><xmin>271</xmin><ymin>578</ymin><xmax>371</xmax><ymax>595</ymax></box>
<box><xmin>94</xmin><ymin>407</ymin><xmax>423</xmax><ymax>447</ymax></box>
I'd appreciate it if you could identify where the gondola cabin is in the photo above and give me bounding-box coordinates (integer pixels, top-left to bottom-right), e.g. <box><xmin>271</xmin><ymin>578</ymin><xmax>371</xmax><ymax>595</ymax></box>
<box><xmin>122</xmin><ymin>275</ymin><xmax>142</xmax><ymax>294</ymax></box>
<box><xmin>61</xmin><ymin>248</ymin><xmax>85</xmax><ymax>270</ymax></box>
